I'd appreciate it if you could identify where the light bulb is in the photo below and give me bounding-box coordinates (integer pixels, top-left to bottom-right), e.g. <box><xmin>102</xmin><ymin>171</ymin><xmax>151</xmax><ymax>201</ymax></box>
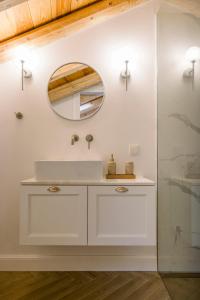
<box><xmin>12</xmin><ymin>45</ymin><xmax>33</xmax><ymax>62</ymax></box>
<box><xmin>112</xmin><ymin>46</ymin><xmax>132</xmax><ymax>64</ymax></box>
<box><xmin>185</xmin><ymin>46</ymin><xmax>200</xmax><ymax>63</ymax></box>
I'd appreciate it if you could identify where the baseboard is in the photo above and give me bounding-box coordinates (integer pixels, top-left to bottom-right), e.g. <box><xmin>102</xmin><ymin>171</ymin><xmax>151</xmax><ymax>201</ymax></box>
<box><xmin>158</xmin><ymin>256</ymin><xmax>200</xmax><ymax>273</ymax></box>
<box><xmin>161</xmin><ymin>272</ymin><xmax>200</xmax><ymax>278</ymax></box>
<box><xmin>0</xmin><ymin>254</ymin><xmax>157</xmax><ymax>271</ymax></box>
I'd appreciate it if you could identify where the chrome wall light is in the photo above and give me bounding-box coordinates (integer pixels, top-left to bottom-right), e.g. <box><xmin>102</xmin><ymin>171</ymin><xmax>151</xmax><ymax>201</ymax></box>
<box><xmin>12</xmin><ymin>45</ymin><xmax>33</xmax><ymax>91</ymax></box>
<box><xmin>21</xmin><ymin>60</ymin><xmax>32</xmax><ymax>91</ymax></box>
<box><xmin>121</xmin><ymin>60</ymin><xmax>130</xmax><ymax>91</ymax></box>
<box><xmin>183</xmin><ymin>46</ymin><xmax>200</xmax><ymax>86</ymax></box>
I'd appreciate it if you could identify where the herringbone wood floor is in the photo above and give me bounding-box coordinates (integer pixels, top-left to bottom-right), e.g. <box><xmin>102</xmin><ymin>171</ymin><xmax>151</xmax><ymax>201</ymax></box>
<box><xmin>0</xmin><ymin>272</ymin><xmax>170</xmax><ymax>300</ymax></box>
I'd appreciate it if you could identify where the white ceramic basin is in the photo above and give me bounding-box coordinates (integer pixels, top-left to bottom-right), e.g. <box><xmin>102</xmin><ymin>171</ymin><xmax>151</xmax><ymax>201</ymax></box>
<box><xmin>35</xmin><ymin>160</ymin><xmax>103</xmax><ymax>181</ymax></box>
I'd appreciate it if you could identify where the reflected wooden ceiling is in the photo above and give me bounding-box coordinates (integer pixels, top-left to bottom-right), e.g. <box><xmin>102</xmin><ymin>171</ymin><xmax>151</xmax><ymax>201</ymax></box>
<box><xmin>48</xmin><ymin>63</ymin><xmax>102</xmax><ymax>102</ymax></box>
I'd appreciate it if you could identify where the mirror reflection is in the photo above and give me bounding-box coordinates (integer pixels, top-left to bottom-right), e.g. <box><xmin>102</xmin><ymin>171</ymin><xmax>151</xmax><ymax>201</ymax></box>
<box><xmin>48</xmin><ymin>63</ymin><xmax>104</xmax><ymax>120</ymax></box>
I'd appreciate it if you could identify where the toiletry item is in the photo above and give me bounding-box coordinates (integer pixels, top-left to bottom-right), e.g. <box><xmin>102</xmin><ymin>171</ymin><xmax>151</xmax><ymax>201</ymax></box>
<box><xmin>125</xmin><ymin>161</ymin><xmax>134</xmax><ymax>175</ymax></box>
<box><xmin>107</xmin><ymin>154</ymin><xmax>116</xmax><ymax>175</ymax></box>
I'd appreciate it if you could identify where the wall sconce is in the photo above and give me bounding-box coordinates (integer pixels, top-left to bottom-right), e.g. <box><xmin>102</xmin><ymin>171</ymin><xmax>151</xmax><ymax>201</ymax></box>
<box><xmin>183</xmin><ymin>47</ymin><xmax>200</xmax><ymax>84</ymax></box>
<box><xmin>12</xmin><ymin>45</ymin><xmax>33</xmax><ymax>91</ymax></box>
<box><xmin>121</xmin><ymin>60</ymin><xmax>130</xmax><ymax>91</ymax></box>
<box><xmin>21</xmin><ymin>60</ymin><xmax>32</xmax><ymax>91</ymax></box>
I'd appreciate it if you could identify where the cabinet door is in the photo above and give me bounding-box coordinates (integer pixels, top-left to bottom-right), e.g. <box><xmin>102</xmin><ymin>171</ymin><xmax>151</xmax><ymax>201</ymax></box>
<box><xmin>20</xmin><ymin>185</ymin><xmax>87</xmax><ymax>245</ymax></box>
<box><xmin>88</xmin><ymin>186</ymin><xmax>156</xmax><ymax>246</ymax></box>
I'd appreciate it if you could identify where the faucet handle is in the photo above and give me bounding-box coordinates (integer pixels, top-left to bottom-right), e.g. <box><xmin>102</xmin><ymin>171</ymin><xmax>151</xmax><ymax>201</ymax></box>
<box><xmin>85</xmin><ymin>134</ymin><xmax>93</xmax><ymax>149</ymax></box>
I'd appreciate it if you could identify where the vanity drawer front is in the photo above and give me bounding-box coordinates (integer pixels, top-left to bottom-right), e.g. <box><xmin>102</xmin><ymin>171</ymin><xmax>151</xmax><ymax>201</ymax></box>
<box><xmin>20</xmin><ymin>185</ymin><xmax>87</xmax><ymax>245</ymax></box>
<box><xmin>88</xmin><ymin>185</ymin><xmax>156</xmax><ymax>246</ymax></box>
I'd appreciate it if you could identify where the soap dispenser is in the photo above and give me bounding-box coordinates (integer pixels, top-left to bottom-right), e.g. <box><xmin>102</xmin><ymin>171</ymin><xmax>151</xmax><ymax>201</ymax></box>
<box><xmin>107</xmin><ymin>154</ymin><xmax>116</xmax><ymax>175</ymax></box>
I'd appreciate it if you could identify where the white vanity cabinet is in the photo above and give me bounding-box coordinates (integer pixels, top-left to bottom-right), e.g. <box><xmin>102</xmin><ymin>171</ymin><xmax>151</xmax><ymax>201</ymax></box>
<box><xmin>20</xmin><ymin>179</ymin><xmax>156</xmax><ymax>246</ymax></box>
<box><xmin>88</xmin><ymin>186</ymin><xmax>156</xmax><ymax>245</ymax></box>
<box><xmin>20</xmin><ymin>185</ymin><xmax>87</xmax><ymax>245</ymax></box>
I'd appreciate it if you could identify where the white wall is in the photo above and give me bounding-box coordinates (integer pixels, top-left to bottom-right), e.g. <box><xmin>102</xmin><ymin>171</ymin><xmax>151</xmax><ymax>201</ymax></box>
<box><xmin>0</xmin><ymin>1</ymin><xmax>157</xmax><ymax>270</ymax></box>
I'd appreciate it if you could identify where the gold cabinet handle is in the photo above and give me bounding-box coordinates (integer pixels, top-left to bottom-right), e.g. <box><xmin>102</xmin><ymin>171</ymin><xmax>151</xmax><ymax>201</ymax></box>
<box><xmin>47</xmin><ymin>186</ymin><xmax>60</xmax><ymax>193</ymax></box>
<box><xmin>115</xmin><ymin>186</ymin><xmax>129</xmax><ymax>193</ymax></box>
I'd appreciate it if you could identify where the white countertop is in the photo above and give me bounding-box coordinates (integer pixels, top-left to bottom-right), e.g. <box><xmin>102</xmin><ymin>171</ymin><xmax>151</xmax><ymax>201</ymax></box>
<box><xmin>21</xmin><ymin>177</ymin><xmax>155</xmax><ymax>186</ymax></box>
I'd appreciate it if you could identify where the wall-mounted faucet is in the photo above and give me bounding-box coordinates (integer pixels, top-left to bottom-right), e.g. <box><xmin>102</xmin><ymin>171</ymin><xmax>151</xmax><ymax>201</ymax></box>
<box><xmin>71</xmin><ymin>134</ymin><xmax>79</xmax><ymax>145</ymax></box>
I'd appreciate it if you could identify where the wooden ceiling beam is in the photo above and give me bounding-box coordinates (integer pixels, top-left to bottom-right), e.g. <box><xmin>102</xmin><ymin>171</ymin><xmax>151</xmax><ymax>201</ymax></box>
<box><xmin>0</xmin><ymin>0</ymin><xmax>26</xmax><ymax>11</ymax></box>
<box><xmin>0</xmin><ymin>0</ymin><xmax>146</xmax><ymax>62</ymax></box>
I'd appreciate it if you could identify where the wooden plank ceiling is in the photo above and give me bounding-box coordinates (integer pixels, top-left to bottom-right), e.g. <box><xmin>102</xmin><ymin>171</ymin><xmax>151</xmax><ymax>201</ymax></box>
<box><xmin>0</xmin><ymin>0</ymin><xmax>144</xmax><ymax>62</ymax></box>
<box><xmin>0</xmin><ymin>0</ymin><xmax>97</xmax><ymax>42</ymax></box>
<box><xmin>0</xmin><ymin>0</ymin><xmax>199</xmax><ymax>62</ymax></box>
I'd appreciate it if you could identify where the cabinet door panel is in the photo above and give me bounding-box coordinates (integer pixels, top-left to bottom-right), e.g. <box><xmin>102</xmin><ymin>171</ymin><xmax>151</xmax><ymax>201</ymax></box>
<box><xmin>88</xmin><ymin>186</ymin><xmax>156</xmax><ymax>245</ymax></box>
<box><xmin>20</xmin><ymin>186</ymin><xmax>87</xmax><ymax>245</ymax></box>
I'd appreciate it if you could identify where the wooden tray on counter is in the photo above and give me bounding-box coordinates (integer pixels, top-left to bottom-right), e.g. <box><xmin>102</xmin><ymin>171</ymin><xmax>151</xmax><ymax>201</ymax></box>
<box><xmin>106</xmin><ymin>174</ymin><xmax>136</xmax><ymax>179</ymax></box>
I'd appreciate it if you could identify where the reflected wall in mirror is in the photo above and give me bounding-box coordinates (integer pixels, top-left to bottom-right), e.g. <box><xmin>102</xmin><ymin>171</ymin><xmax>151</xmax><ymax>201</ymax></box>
<box><xmin>48</xmin><ymin>63</ymin><xmax>104</xmax><ymax>120</ymax></box>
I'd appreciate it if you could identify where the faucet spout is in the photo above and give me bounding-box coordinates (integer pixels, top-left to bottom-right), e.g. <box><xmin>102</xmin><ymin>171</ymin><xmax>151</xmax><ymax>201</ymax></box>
<box><xmin>71</xmin><ymin>134</ymin><xmax>79</xmax><ymax>145</ymax></box>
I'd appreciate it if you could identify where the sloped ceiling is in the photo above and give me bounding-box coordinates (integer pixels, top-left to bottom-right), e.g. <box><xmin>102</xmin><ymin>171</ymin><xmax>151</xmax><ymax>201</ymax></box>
<box><xmin>166</xmin><ymin>0</ymin><xmax>200</xmax><ymax>17</ymax></box>
<box><xmin>0</xmin><ymin>0</ymin><xmax>98</xmax><ymax>42</ymax></box>
<box><xmin>0</xmin><ymin>0</ymin><xmax>199</xmax><ymax>62</ymax></box>
<box><xmin>0</xmin><ymin>0</ymin><xmax>146</xmax><ymax>61</ymax></box>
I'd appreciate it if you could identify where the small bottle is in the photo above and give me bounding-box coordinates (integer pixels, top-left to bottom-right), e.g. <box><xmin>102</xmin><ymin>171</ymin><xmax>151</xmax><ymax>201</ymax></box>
<box><xmin>125</xmin><ymin>161</ymin><xmax>134</xmax><ymax>175</ymax></box>
<box><xmin>107</xmin><ymin>154</ymin><xmax>116</xmax><ymax>175</ymax></box>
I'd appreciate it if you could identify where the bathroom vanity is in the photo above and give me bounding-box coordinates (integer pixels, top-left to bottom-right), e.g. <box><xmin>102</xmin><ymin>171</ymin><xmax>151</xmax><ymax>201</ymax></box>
<box><xmin>20</xmin><ymin>177</ymin><xmax>156</xmax><ymax>246</ymax></box>
<box><xmin>17</xmin><ymin>62</ymin><xmax>156</xmax><ymax>248</ymax></box>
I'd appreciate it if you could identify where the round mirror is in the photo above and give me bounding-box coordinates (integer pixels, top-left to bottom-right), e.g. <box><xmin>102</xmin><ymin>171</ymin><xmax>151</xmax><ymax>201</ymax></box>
<box><xmin>48</xmin><ymin>62</ymin><xmax>104</xmax><ymax>120</ymax></box>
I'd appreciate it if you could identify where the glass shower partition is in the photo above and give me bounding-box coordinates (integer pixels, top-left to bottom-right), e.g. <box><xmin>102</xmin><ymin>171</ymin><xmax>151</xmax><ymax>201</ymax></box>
<box><xmin>157</xmin><ymin>3</ymin><xmax>200</xmax><ymax>299</ymax></box>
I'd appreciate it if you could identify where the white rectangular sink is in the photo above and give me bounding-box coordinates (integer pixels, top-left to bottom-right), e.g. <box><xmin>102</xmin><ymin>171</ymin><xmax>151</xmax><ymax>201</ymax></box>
<box><xmin>35</xmin><ymin>160</ymin><xmax>103</xmax><ymax>181</ymax></box>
